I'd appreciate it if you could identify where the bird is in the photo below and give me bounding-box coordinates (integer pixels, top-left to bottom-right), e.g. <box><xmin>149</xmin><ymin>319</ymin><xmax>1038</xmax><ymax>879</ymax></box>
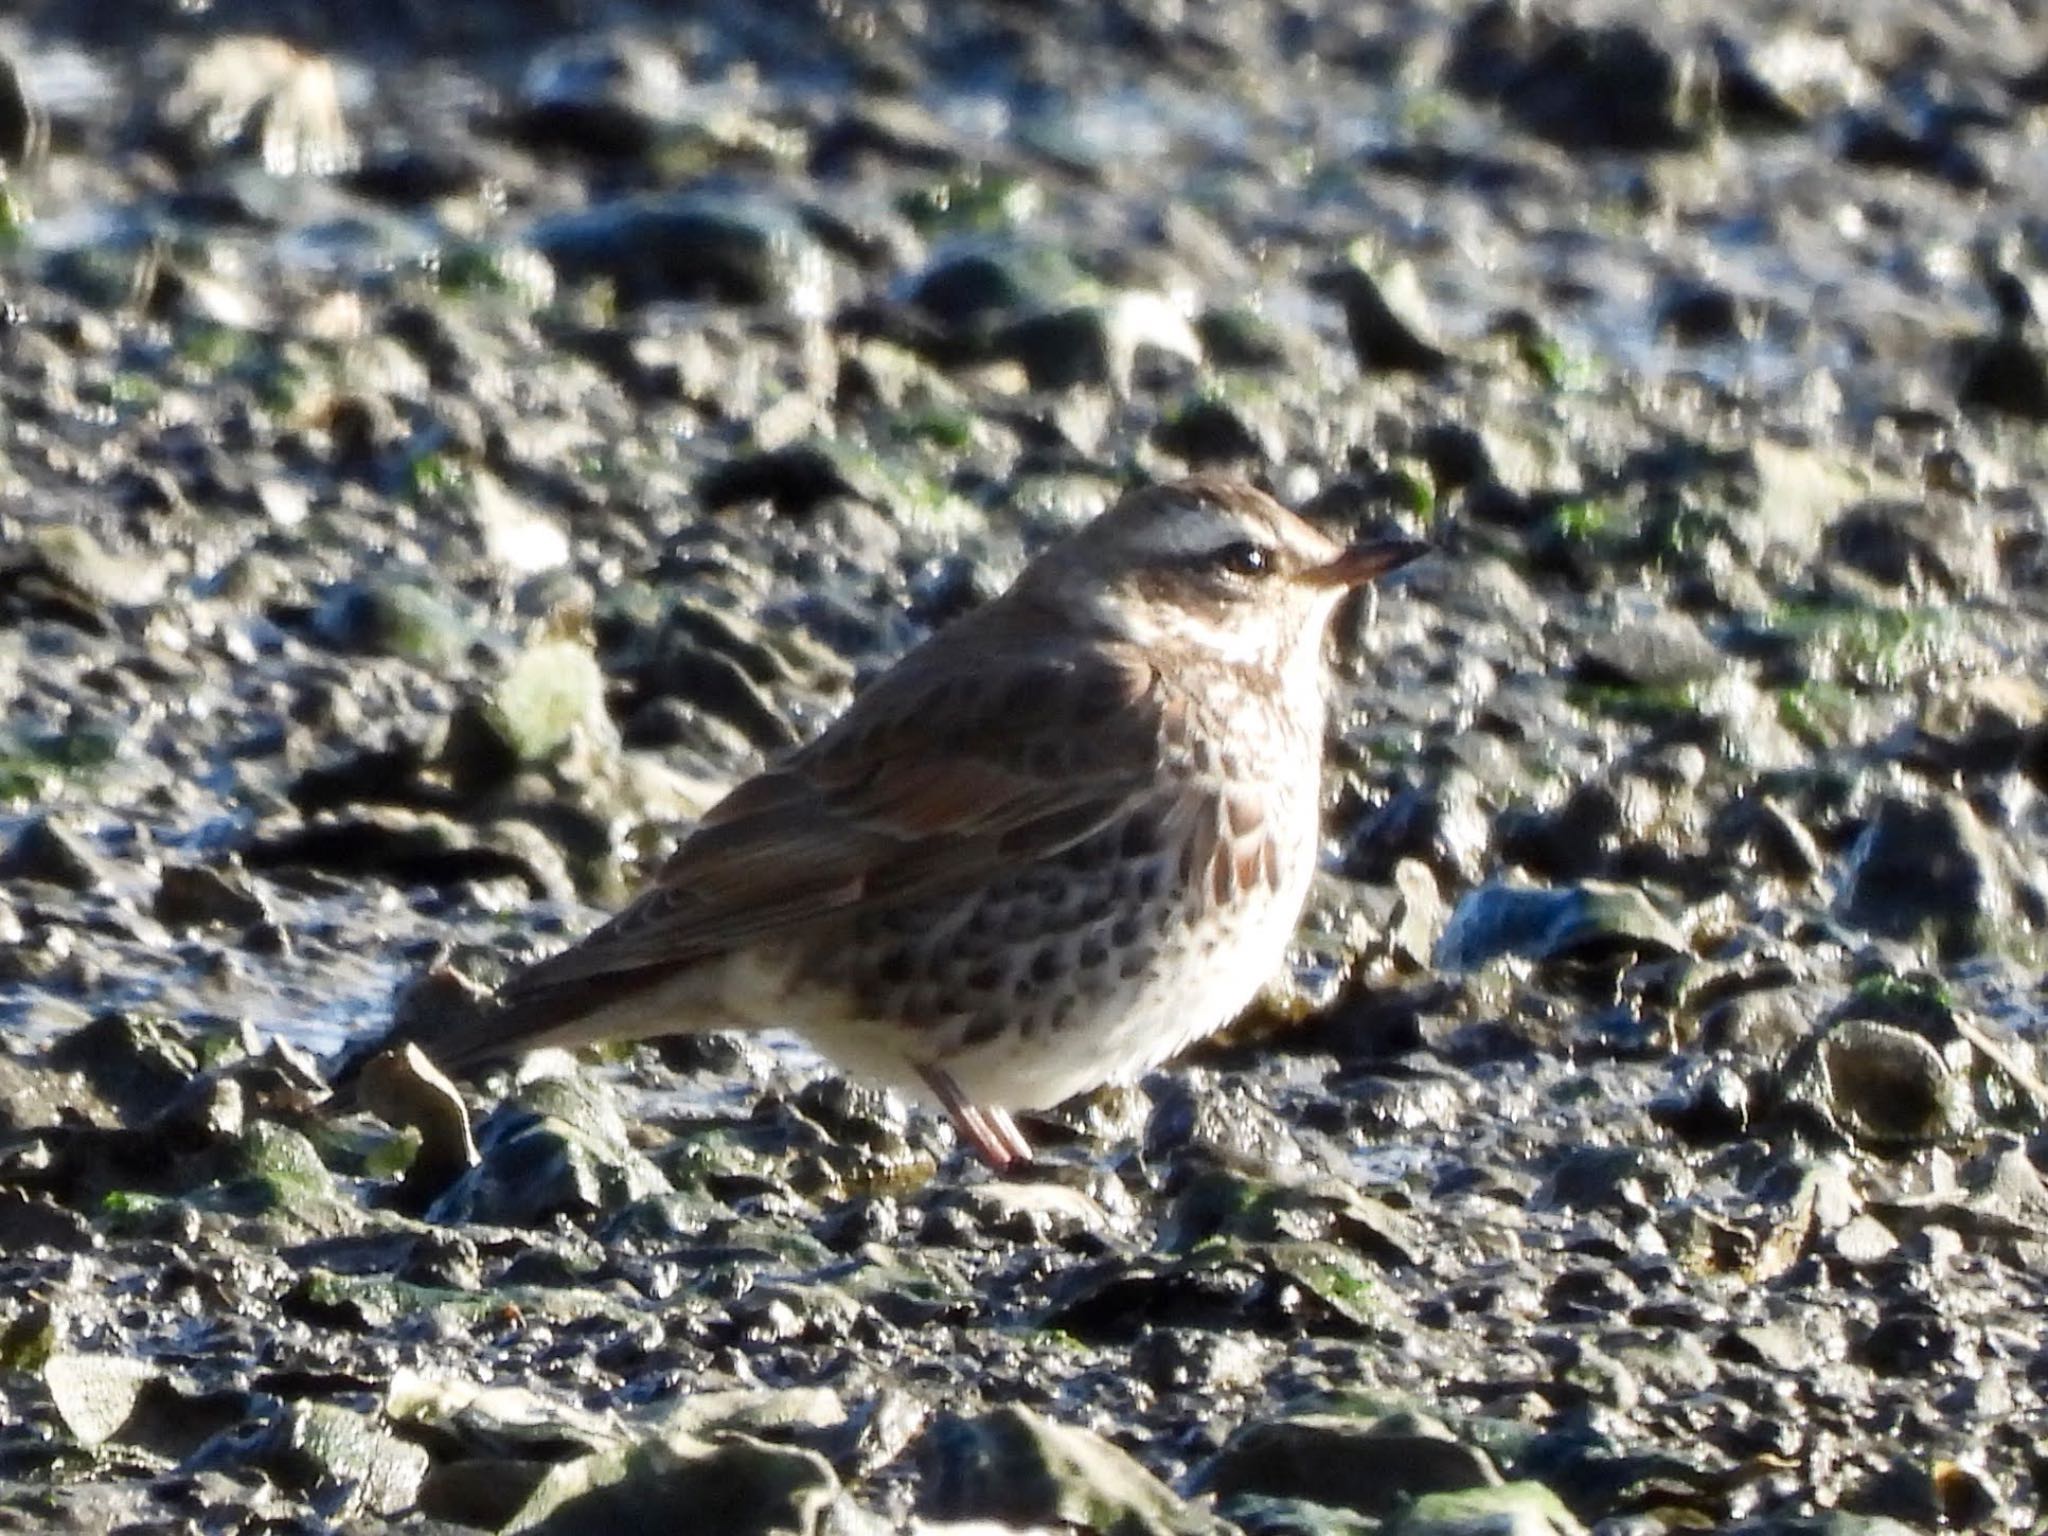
<box><xmin>375</xmin><ymin>475</ymin><xmax>1426</xmax><ymax>1169</ymax></box>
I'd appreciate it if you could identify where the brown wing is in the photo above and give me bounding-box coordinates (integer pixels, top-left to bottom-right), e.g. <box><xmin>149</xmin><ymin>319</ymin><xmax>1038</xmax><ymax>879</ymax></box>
<box><xmin>496</xmin><ymin>625</ymin><xmax>1170</xmax><ymax>1003</ymax></box>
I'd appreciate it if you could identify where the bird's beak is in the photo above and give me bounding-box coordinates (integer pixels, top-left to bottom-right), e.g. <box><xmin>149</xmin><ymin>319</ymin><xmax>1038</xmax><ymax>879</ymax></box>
<box><xmin>1301</xmin><ymin>536</ymin><xmax>1431</xmax><ymax>589</ymax></box>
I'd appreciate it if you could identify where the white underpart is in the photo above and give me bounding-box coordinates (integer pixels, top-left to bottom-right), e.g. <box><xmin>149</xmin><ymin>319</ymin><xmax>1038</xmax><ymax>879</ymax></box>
<box><xmin>921</xmin><ymin>782</ymin><xmax>1321</xmax><ymax>1111</ymax></box>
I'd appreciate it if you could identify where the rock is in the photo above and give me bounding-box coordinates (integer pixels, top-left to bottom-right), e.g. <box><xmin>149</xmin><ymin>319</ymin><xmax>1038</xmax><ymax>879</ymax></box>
<box><xmin>466</xmin><ymin>637</ymin><xmax>616</xmax><ymax>776</ymax></box>
<box><xmin>1131</xmin><ymin>1329</ymin><xmax>1268</xmax><ymax>1396</ymax></box>
<box><xmin>635</xmin><ymin>593</ymin><xmax>849</xmax><ymax>755</ymax></box>
<box><xmin>1311</xmin><ymin>261</ymin><xmax>1453</xmax><ymax>375</ymax></box>
<box><xmin>0</xmin><ymin>815</ymin><xmax>108</xmax><ymax>892</ymax></box>
<box><xmin>1780</xmin><ymin>1018</ymin><xmax>1971</xmax><ymax>1147</ymax></box>
<box><xmin>504</xmin><ymin>1427</ymin><xmax>842</xmax><ymax>1535</ymax></box>
<box><xmin>1144</xmin><ymin>1075</ymin><xmax>1303</xmax><ymax>1172</ymax></box>
<box><xmin>534</xmin><ymin>192</ymin><xmax>830</xmax><ymax>312</ymax></box>
<box><xmin>1854</xmin><ymin>1302</ymin><xmax>1962</xmax><ymax>1377</ymax></box>
<box><xmin>1574</xmin><ymin>610</ymin><xmax>1721</xmax><ymax>690</ymax></box>
<box><xmin>0</xmin><ymin>53</ymin><xmax>49</xmax><ymax>171</ymax></box>
<box><xmin>1839</xmin><ymin>110</ymin><xmax>1988</xmax><ymax>190</ymax></box>
<box><xmin>431</xmin><ymin>1073</ymin><xmax>671</xmax><ymax>1226</ymax></box>
<box><xmin>1433</xmin><ymin>881</ymin><xmax>1686</xmax><ymax>972</ymax></box>
<box><xmin>814</xmin><ymin>97</ymin><xmax>971</xmax><ymax>179</ymax></box>
<box><xmin>1388</xmin><ymin>1481</ymin><xmax>1587</xmax><ymax>1536</ymax></box>
<box><xmin>1656</xmin><ymin>279</ymin><xmax>1750</xmax><ymax>344</ymax></box>
<box><xmin>1163</xmin><ymin>1166</ymin><xmax>1424</xmax><ymax>1268</ymax></box>
<box><xmin>108</xmin><ymin>1378</ymin><xmax>255</xmax><ymax>1462</ymax></box>
<box><xmin>1342</xmin><ymin>769</ymin><xmax>1492</xmax><ymax>886</ymax></box>
<box><xmin>1958</xmin><ymin>329</ymin><xmax>2048</xmax><ymax>421</ymax></box>
<box><xmin>1649</xmin><ymin>1061</ymin><xmax>1751</xmax><ymax>1143</ymax></box>
<box><xmin>1047</xmin><ymin>1240</ymin><xmax>1390</xmax><ymax>1341</ymax></box>
<box><xmin>512</xmin><ymin>34</ymin><xmax>690</xmax><ymax>157</ymax></box>
<box><xmin>387</xmin><ymin>1366</ymin><xmax>621</xmax><ymax>1467</ymax></box>
<box><xmin>471</xmin><ymin>473</ymin><xmax>571</xmax><ymax>577</ymax></box>
<box><xmin>1711</xmin><ymin>31</ymin><xmax>1868</xmax><ymax>126</ymax></box>
<box><xmin>918</xmin><ymin>1404</ymin><xmax>1230</xmax><ymax>1536</ymax></box>
<box><xmin>222</xmin><ymin>1120</ymin><xmax>352</xmax><ymax>1231</ymax></box>
<box><xmin>1445</xmin><ymin>6</ymin><xmax>1714</xmax><ymax>151</ymax></box>
<box><xmin>313</xmin><ymin>577</ymin><xmax>473</xmax><ymax>668</ymax></box>
<box><xmin>1221</xmin><ymin>1496</ymin><xmax>1382</xmax><ymax>1534</ymax></box>
<box><xmin>1196</xmin><ymin>307</ymin><xmax>1292</xmax><ymax>371</ymax></box>
<box><xmin>904</xmin><ymin>241</ymin><xmax>1084</xmax><ymax>330</ymax></box>
<box><xmin>0</xmin><ymin>1189</ymin><xmax>96</xmax><ymax>1252</ymax></box>
<box><xmin>1538</xmin><ymin>1145</ymin><xmax>1679</xmax><ymax>1215</ymax></box>
<box><xmin>1918</xmin><ymin>674</ymin><xmax>2048</xmax><ymax>776</ymax></box>
<box><xmin>1728</xmin><ymin>440</ymin><xmax>1868</xmax><ymax>565</ymax></box>
<box><xmin>162</xmin><ymin>37</ymin><xmax>356</xmax><ymax>176</ymax></box>
<box><xmin>1152</xmin><ymin>394</ymin><xmax>1281</xmax><ymax>467</ymax></box>
<box><xmin>249</xmin><ymin>1401</ymin><xmax>431</xmax><ymax>1520</ymax></box>
<box><xmin>356</xmin><ymin>1042</ymin><xmax>482</xmax><ymax>1205</ymax></box>
<box><xmin>241</xmin><ymin>809</ymin><xmax>574</xmax><ymax>902</ymax></box>
<box><xmin>45</xmin><ymin>1012</ymin><xmax>199</xmax><ymax>1120</ymax></box>
<box><xmin>1194</xmin><ymin>1412</ymin><xmax>1503</xmax><ymax>1516</ymax></box>
<box><xmin>1707</xmin><ymin>796</ymin><xmax>1823</xmax><ymax>883</ymax></box>
<box><xmin>26</xmin><ymin>526</ymin><xmax>152</xmax><ymax>617</ymax></box>
<box><xmin>1388</xmin><ymin>858</ymin><xmax>1448</xmax><ymax>968</ymax></box>
<box><xmin>44</xmin><ymin>1353</ymin><xmax>159</xmax><ymax>1447</ymax></box>
<box><xmin>153</xmin><ymin>862</ymin><xmax>272</xmax><ymax>930</ymax></box>
<box><xmin>1824</xmin><ymin>499</ymin><xmax>1997</xmax><ymax>595</ymax></box>
<box><xmin>1836</xmin><ymin>794</ymin><xmax>2017</xmax><ymax>958</ymax></box>
<box><xmin>698</xmin><ymin>441</ymin><xmax>881</xmax><ymax>516</ymax></box>
<box><xmin>992</xmin><ymin>304</ymin><xmax>1116</xmax><ymax>391</ymax></box>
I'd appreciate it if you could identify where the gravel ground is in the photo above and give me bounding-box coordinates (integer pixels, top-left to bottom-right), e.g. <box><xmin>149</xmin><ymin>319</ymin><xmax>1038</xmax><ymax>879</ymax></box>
<box><xmin>2</xmin><ymin>1</ymin><xmax>2048</xmax><ymax>1531</ymax></box>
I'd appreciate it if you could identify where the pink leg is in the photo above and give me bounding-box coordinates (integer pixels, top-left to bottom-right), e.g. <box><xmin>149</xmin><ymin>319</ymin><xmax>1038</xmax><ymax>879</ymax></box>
<box><xmin>919</xmin><ymin>1065</ymin><xmax>1034</xmax><ymax>1171</ymax></box>
<box><xmin>982</xmin><ymin>1105</ymin><xmax>1035</xmax><ymax>1167</ymax></box>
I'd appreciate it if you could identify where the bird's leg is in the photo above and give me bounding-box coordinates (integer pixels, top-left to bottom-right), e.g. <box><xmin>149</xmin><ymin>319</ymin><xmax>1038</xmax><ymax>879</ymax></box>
<box><xmin>918</xmin><ymin>1065</ymin><xmax>1033</xmax><ymax>1171</ymax></box>
<box><xmin>982</xmin><ymin>1105</ymin><xmax>1035</xmax><ymax>1168</ymax></box>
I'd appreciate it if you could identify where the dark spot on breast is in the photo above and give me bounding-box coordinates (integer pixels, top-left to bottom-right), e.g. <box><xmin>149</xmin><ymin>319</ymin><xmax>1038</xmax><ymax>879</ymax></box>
<box><xmin>1079</xmin><ymin>939</ymin><xmax>1107</xmax><ymax>969</ymax></box>
<box><xmin>965</xmin><ymin>962</ymin><xmax>1004</xmax><ymax>993</ymax></box>
<box><xmin>1030</xmin><ymin>948</ymin><xmax>1063</xmax><ymax>985</ymax></box>
<box><xmin>1110</xmin><ymin>913</ymin><xmax>1141</xmax><ymax>947</ymax></box>
<box><xmin>961</xmin><ymin>1011</ymin><xmax>1006</xmax><ymax>1047</ymax></box>
<box><xmin>1023</xmin><ymin>870</ymin><xmax>1065</xmax><ymax>903</ymax></box>
<box><xmin>876</xmin><ymin>946</ymin><xmax>914</xmax><ymax>985</ymax></box>
<box><xmin>1000</xmin><ymin>907</ymin><xmax>1042</xmax><ymax>942</ymax></box>
<box><xmin>1211</xmin><ymin>847</ymin><xmax>1237</xmax><ymax>906</ymax></box>
<box><xmin>1235</xmin><ymin>838</ymin><xmax>1271</xmax><ymax>897</ymax></box>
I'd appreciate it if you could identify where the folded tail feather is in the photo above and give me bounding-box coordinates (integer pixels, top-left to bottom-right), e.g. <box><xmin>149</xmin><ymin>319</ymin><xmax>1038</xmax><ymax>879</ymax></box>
<box><xmin>327</xmin><ymin>959</ymin><xmax>700</xmax><ymax>1111</ymax></box>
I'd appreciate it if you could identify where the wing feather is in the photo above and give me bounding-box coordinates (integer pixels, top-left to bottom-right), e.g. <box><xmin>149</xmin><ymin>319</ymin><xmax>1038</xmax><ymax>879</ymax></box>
<box><xmin>496</xmin><ymin>628</ymin><xmax>1167</xmax><ymax>1003</ymax></box>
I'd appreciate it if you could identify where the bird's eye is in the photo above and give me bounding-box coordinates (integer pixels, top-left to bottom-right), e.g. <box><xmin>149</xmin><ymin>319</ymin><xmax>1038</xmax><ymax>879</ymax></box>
<box><xmin>1210</xmin><ymin>540</ymin><xmax>1272</xmax><ymax>577</ymax></box>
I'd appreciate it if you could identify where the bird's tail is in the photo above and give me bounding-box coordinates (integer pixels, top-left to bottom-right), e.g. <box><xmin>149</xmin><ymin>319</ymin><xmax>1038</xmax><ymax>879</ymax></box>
<box><xmin>326</xmin><ymin>959</ymin><xmax>709</xmax><ymax>1112</ymax></box>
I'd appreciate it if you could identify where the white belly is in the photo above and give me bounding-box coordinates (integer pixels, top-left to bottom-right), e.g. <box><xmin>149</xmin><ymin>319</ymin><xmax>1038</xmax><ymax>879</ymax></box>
<box><xmin>721</xmin><ymin>805</ymin><xmax>1318</xmax><ymax>1112</ymax></box>
<box><xmin>579</xmin><ymin>774</ymin><xmax>1322</xmax><ymax>1115</ymax></box>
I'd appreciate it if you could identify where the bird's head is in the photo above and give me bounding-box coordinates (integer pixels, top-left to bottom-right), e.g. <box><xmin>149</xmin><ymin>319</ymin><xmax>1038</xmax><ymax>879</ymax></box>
<box><xmin>1015</xmin><ymin>475</ymin><xmax>1427</xmax><ymax>677</ymax></box>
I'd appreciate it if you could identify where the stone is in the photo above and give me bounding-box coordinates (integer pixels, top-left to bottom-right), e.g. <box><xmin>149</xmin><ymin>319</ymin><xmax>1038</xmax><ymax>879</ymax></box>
<box><xmin>919</xmin><ymin>1404</ymin><xmax>1230</xmax><ymax>1536</ymax></box>
<box><xmin>1836</xmin><ymin>794</ymin><xmax>2016</xmax><ymax>959</ymax></box>
<box><xmin>1194</xmin><ymin>1412</ymin><xmax>1503</xmax><ymax>1517</ymax></box>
